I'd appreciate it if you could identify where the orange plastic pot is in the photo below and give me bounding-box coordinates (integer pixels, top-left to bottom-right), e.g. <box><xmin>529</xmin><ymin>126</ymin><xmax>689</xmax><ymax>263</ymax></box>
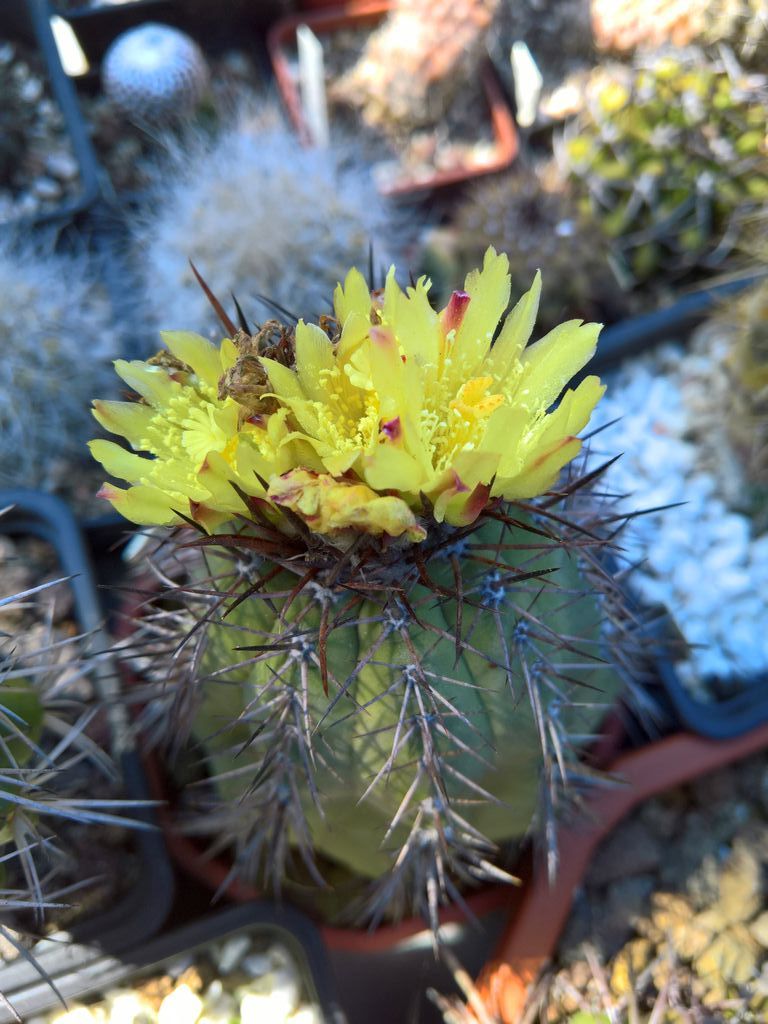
<box><xmin>266</xmin><ymin>0</ymin><xmax>519</xmax><ymax>196</ymax></box>
<box><xmin>475</xmin><ymin>721</ymin><xmax>768</xmax><ymax>1022</ymax></box>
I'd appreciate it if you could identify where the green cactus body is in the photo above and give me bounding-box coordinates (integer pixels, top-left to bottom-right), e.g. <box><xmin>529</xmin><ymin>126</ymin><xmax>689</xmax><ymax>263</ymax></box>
<box><xmin>0</xmin><ymin>681</ymin><xmax>45</xmax><ymax>835</ymax></box>
<box><xmin>191</xmin><ymin>518</ymin><xmax>620</xmax><ymax>888</ymax></box>
<box><xmin>565</xmin><ymin>52</ymin><xmax>768</xmax><ymax>285</ymax></box>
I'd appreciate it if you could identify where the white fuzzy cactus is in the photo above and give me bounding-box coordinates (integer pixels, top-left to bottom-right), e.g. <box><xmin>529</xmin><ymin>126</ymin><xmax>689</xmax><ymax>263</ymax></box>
<box><xmin>102</xmin><ymin>22</ymin><xmax>209</xmax><ymax>123</ymax></box>
<box><xmin>0</xmin><ymin>236</ymin><xmax>117</xmax><ymax>487</ymax></box>
<box><xmin>133</xmin><ymin>108</ymin><xmax>406</xmax><ymax>340</ymax></box>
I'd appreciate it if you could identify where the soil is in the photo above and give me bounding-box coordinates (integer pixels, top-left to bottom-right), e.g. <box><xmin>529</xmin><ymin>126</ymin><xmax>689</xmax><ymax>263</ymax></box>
<box><xmin>539</xmin><ymin>751</ymin><xmax>768</xmax><ymax>1021</ymax></box>
<box><xmin>0</xmin><ymin>41</ymin><xmax>82</xmax><ymax>224</ymax></box>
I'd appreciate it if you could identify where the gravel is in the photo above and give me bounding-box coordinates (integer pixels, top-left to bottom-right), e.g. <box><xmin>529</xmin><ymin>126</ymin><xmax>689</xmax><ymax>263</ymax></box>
<box><xmin>34</xmin><ymin>931</ymin><xmax>323</xmax><ymax>1024</ymax></box>
<box><xmin>585</xmin><ymin>325</ymin><xmax>768</xmax><ymax>698</ymax></box>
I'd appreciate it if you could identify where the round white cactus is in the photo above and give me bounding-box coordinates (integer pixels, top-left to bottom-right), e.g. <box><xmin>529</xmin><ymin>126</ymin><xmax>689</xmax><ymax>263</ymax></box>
<box><xmin>102</xmin><ymin>22</ymin><xmax>209</xmax><ymax>123</ymax></box>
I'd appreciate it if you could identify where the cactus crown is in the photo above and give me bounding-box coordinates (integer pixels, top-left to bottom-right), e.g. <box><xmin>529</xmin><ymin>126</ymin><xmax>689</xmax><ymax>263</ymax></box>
<box><xmin>564</xmin><ymin>50</ymin><xmax>768</xmax><ymax>284</ymax></box>
<box><xmin>96</xmin><ymin>251</ymin><xmax>637</xmax><ymax>930</ymax></box>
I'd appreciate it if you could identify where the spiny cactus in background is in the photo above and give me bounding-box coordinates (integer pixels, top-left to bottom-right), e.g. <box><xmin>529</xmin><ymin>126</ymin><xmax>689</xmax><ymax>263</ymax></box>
<box><xmin>0</xmin><ymin>237</ymin><xmax>116</xmax><ymax>488</ymax></box>
<box><xmin>133</xmin><ymin>109</ymin><xmax>403</xmax><ymax>342</ymax></box>
<box><xmin>0</xmin><ymin>42</ymin><xmax>40</xmax><ymax>185</ymax></box>
<box><xmin>329</xmin><ymin>0</ymin><xmax>499</xmax><ymax>137</ymax></box>
<box><xmin>591</xmin><ymin>0</ymin><xmax>768</xmax><ymax>67</ymax></box>
<box><xmin>92</xmin><ymin>249</ymin><xmax>640</xmax><ymax>931</ymax></box>
<box><xmin>0</xmin><ymin>559</ymin><xmax>140</xmax><ymax>925</ymax></box>
<box><xmin>563</xmin><ymin>50</ymin><xmax>768</xmax><ymax>286</ymax></box>
<box><xmin>718</xmin><ymin>280</ymin><xmax>768</xmax><ymax>496</ymax></box>
<box><xmin>423</xmin><ymin>165</ymin><xmax>626</xmax><ymax>335</ymax></box>
<box><xmin>102</xmin><ymin>22</ymin><xmax>209</xmax><ymax>124</ymax></box>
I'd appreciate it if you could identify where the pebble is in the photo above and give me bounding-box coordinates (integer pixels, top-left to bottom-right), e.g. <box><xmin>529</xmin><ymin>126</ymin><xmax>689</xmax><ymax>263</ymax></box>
<box><xmin>45</xmin><ymin>151</ymin><xmax>80</xmax><ymax>181</ymax></box>
<box><xmin>40</xmin><ymin>934</ymin><xmax>318</xmax><ymax>1024</ymax></box>
<box><xmin>32</xmin><ymin>177</ymin><xmax>62</xmax><ymax>201</ymax></box>
<box><xmin>585</xmin><ymin>326</ymin><xmax>768</xmax><ymax>691</ymax></box>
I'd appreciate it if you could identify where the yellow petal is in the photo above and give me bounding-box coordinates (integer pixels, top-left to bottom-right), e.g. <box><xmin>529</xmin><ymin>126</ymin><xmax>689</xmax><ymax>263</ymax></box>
<box><xmin>333</xmin><ymin>267</ymin><xmax>371</xmax><ymax>324</ymax></box>
<box><xmin>160</xmin><ymin>331</ymin><xmax>222</xmax><ymax>387</ymax></box>
<box><xmin>92</xmin><ymin>400</ymin><xmax>154</xmax><ymax>446</ymax></box>
<box><xmin>96</xmin><ymin>482</ymin><xmax>184</xmax><ymax>526</ymax></box>
<box><xmin>362</xmin><ymin>443</ymin><xmax>423</xmax><ymax>492</ymax></box>
<box><xmin>88</xmin><ymin>439</ymin><xmax>152</xmax><ymax>484</ymax></box>
<box><xmin>496</xmin><ymin>436</ymin><xmax>583</xmax><ymax>499</ymax></box>
<box><xmin>295</xmin><ymin>321</ymin><xmax>335</xmax><ymax>401</ymax></box>
<box><xmin>261</xmin><ymin>357</ymin><xmax>305</xmax><ymax>401</ymax></box>
<box><xmin>113</xmin><ymin>360</ymin><xmax>178</xmax><ymax>407</ymax></box>
<box><xmin>484</xmin><ymin>271</ymin><xmax>541</xmax><ymax>383</ymax></box>
<box><xmin>454</xmin><ymin>247</ymin><xmax>511</xmax><ymax>374</ymax></box>
<box><xmin>518</xmin><ymin>320</ymin><xmax>601</xmax><ymax>410</ymax></box>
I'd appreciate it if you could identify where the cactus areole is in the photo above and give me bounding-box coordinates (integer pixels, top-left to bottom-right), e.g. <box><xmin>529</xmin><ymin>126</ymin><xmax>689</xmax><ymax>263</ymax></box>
<box><xmin>92</xmin><ymin>248</ymin><xmax>632</xmax><ymax>931</ymax></box>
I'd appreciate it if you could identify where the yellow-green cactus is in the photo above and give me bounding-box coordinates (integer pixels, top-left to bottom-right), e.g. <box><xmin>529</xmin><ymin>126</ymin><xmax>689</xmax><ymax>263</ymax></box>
<box><xmin>564</xmin><ymin>51</ymin><xmax>768</xmax><ymax>285</ymax></box>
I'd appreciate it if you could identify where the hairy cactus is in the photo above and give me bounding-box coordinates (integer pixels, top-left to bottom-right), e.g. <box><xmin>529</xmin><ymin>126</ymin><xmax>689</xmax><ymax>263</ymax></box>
<box><xmin>423</xmin><ymin>166</ymin><xmax>626</xmax><ymax>334</ymax></box>
<box><xmin>93</xmin><ymin>250</ymin><xmax>638</xmax><ymax>930</ymax></box>
<box><xmin>563</xmin><ymin>51</ymin><xmax>768</xmax><ymax>285</ymax></box>
<box><xmin>329</xmin><ymin>0</ymin><xmax>499</xmax><ymax>138</ymax></box>
<box><xmin>0</xmin><ymin>237</ymin><xmax>117</xmax><ymax>489</ymax></box>
<box><xmin>133</xmin><ymin>109</ymin><xmax>403</xmax><ymax>342</ymax></box>
<box><xmin>591</xmin><ymin>0</ymin><xmax>768</xmax><ymax>67</ymax></box>
<box><xmin>102</xmin><ymin>22</ymin><xmax>209</xmax><ymax>124</ymax></box>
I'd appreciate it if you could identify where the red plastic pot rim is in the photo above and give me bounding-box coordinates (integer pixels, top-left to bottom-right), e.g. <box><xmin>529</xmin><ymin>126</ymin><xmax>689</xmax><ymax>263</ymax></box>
<box><xmin>266</xmin><ymin>0</ymin><xmax>519</xmax><ymax>196</ymax></box>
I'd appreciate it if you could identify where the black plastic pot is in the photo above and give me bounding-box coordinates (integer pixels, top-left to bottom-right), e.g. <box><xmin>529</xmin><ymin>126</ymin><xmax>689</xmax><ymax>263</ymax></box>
<box><xmin>591</xmin><ymin>271</ymin><xmax>766</xmax><ymax>373</ymax></box>
<box><xmin>0</xmin><ymin>0</ymin><xmax>102</xmax><ymax>231</ymax></box>
<box><xmin>0</xmin><ymin>490</ymin><xmax>174</xmax><ymax>975</ymax></box>
<box><xmin>0</xmin><ymin>902</ymin><xmax>345</xmax><ymax>1023</ymax></box>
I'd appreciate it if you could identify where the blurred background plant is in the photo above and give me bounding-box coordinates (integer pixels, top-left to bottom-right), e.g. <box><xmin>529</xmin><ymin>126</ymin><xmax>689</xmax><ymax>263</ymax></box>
<box><xmin>132</xmin><ymin>106</ymin><xmax>406</xmax><ymax>343</ymax></box>
<box><xmin>0</xmin><ymin>235</ymin><xmax>117</xmax><ymax>498</ymax></box>
<box><xmin>560</xmin><ymin>49</ymin><xmax>768</xmax><ymax>289</ymax></box>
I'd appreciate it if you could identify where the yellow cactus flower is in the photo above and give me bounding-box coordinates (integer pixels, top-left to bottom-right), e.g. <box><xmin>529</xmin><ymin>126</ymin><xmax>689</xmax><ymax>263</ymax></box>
<box><xmin>262</xmin><ymin>246</ymin><xmax>604</xmax><ymax>526</ymax></box>
<box><xmin>90</xmin><ymin>247</ymin><xmax>604</xmax><ymax>538</ymax></box>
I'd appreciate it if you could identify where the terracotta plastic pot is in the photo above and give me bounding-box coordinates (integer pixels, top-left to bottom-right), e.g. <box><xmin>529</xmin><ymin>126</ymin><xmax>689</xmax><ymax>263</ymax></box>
<box><xmin>266</xmin><ymin>0</ymin><xmax>519</xmax><ymax>196</ymax></box>
<box><xmin>475</xmin><ymin>721</ymin><xmax>768</xmax><ymax>1023</ymax></box>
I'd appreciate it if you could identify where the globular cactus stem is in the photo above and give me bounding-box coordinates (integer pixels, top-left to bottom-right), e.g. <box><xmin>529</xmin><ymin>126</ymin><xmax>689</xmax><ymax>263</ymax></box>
<box><xmin>102</xmin><ymin>23</ymin><xmax>210</xmax><ymax>124</ymax></box>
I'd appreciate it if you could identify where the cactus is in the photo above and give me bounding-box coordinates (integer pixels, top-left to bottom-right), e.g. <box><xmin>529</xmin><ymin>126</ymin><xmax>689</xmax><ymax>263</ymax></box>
<box><xmin>92</xmin><ymin>249</ymin><xmax>638</xmax><ymax>930</ymax></box>
<box><xmin>591</xmin><ymin>0</ymin><xmax>768</xmax><ymax>67</ymax></box>
<box><xmin>0</xmin><ymin>236</ymin><xmax>117</xmax><ymax>489</ymax></box>
<box><xmin>717</xmin><ymin>280</ymin><xmax>768</xmax><ymax>499</ymax></box>
<box><xmin>133</xmin><ymin>109</ymin><xmax>403</xmax><ymax>343</ymax></box>
<box><xmin>329</xmin><ymin>0</ymin><xmax>499</xmax><ymax>138</ymax></box>
<box><xmin>102</xmin><ymin>23</ymin><xmax>210</xmax><ymax>124</ymax></box>
<box><xmin>562</xmin><ymin>50</ymin><xmax>768</xmax><ymax>286</ymax></box>
<box><xmin>0</xmin><ymin>559</ymin><xmax>139</xmax><ymax>924</ymax></box>
<box><xmin>424</xmin><ymin>166</ymin><xmax>627</xmax><ymax>335</ymax></box>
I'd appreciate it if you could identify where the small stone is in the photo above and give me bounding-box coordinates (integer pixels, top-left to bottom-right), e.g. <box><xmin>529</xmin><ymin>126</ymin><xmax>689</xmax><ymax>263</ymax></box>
<box><xmin>242</xmin><ymin>952</ymin><xmax>272</xmax><ymax>977</ymax></box>
<box><xmin>32</xmin><ymin>177</ymin><xmax>62</xmax><ymax>201</ymax></box>
<box><xmin>215</xmin><ymin>934</ymin><xmax>251</xmax><ymax>974</ymax></box>
<box><xmin>158</xmin><ymin>983</ymin><xmax>203</xmax><ymax>1024</ymax></box>
<box><xmin>240</xmin><ymin>991</ymin><xmax>296</xmax><ymax>1024</ymax></box>
<box><xmin>45</xmin><ymin>151</ymin><xmax>79</xmax><ymax>181</ymax></box>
